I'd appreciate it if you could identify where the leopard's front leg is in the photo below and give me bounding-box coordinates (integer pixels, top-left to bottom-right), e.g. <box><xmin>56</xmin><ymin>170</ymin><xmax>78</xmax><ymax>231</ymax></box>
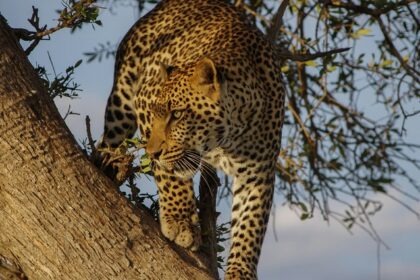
<box><xmin>153</xmin><ymin>165</ymin><xmax>201</xmax><ymax>251</ymax></box>
<box><xmin>225</xmin><ymin>163</ymin><xmax>275</xmax><ymax>280</ymax></box>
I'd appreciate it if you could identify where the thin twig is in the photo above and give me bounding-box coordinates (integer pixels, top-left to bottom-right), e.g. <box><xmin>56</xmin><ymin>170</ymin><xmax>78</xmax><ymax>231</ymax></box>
<box><xmin>326</xmin><ymin>0</ymin><xmax>417</xmax><ymax>17</ymax></box>
<box><xmin>85</xmin><ymin>115</ymin><xmax>97</xmax><ymax>159</ymax></box>
<box><xmin>35</xmin><ymin>0</ymin><xmax>96</xmax><ymax>38</ymax></box>
<box><xmin>13</xmin><ymin>1</ymin><xmax>97</xmax><ymax>55</ymax></box>
<box><xmin>376</xmin><ymin>16</ymin><xmax>420</xmax><ymax>83</ymax></box>
<box><xmin>277</xmin><ymin>47</ymin><xmax>350</xmax><ymax>61</ymax></box>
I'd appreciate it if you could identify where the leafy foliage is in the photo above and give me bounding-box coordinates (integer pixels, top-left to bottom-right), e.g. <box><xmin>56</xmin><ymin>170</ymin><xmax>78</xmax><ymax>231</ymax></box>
<box><xmin>36</xmin><ymin>58</ymin><xmax>83</xmax><ymax>99</ymax></box>
<box><xmin>240</xmin><ymin>0</ymin><xmax>420</xmax><ymax>236</ymax></box>
<box><xmin>84</xmin><ymin>41</ymin><xmax>117</xmax><ymax>63</ymax></box>
<box><xmin>59</xmin><ymin>0</ymin><xmax>102</xmax><ymax>32</ymax></box>
<box><xmin>215</xmin><ymin>221</ymin><xmax>230</xmax><ymax>269</ymax></box>
<box><xmin>13</xmin><ymin>1</ymin><xmax>102</xmax><ymax>55</ymax></box>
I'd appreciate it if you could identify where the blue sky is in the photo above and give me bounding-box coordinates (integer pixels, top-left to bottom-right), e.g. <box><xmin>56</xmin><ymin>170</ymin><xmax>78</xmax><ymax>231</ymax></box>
<box><xmin>1</xmin><ymin>1</ymin><xmax>419</xmax><ymax>279</ymax></box>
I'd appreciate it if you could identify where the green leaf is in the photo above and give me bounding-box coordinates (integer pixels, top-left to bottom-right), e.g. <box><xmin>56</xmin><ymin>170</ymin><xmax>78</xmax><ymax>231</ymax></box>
<box><xmin>351</xmin><ymin>28</ymin><xmax>372</xmax><ymax>39</ymax></box>
<box><xmin>216</xmin><ymin>245</ymin><xmax>225</xmax><ymax>252</ymax></box>
<box><xmin>74</xmin><ymin>59</ymin><xmax>83</xmax><ymax>68</ymax></box>
<box><xmin>300</xmin><ymin>213</ymin><xmax>310</xmax><ymax>220</ymax></box>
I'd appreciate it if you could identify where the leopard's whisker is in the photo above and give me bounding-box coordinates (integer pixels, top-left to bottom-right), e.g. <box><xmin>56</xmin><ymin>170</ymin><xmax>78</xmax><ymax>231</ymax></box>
<box><xmin>183</xmin><ymin>152</ymin><xmax>219</xmax><ymax>187</ymax></box>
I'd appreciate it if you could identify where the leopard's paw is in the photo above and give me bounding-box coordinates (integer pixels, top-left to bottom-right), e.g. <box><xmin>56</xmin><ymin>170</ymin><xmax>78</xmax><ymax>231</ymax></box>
<box><xmin>160</xmin><ymin>217</ymin><xmax>201</xmax><ymax>251</ymax></box>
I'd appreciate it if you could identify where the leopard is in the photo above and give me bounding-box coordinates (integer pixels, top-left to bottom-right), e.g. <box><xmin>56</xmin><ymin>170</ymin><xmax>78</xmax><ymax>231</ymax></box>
<box><xmin>99</xmin><ymin>0</ymin><xmax>285</xmax><ymax>279</ymax></box>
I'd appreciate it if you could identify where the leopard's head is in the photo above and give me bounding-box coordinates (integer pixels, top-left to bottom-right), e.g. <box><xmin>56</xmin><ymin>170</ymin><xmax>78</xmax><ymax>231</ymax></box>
<box><xmin>145</xmin><ymin>58</ymin><xmax>227</xmax><ymax>178</ymax></box>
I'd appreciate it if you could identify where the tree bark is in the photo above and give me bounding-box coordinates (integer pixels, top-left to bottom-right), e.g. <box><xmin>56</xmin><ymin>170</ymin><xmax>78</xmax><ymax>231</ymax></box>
<box><xmin>0</xmin><ymin>16</ymin><xmax>213</xmax><ymax>280</ymax></box>
<box><xmin>198</xmin><ymin>167</ymin><xmax>220</xmax><ymax>279</ymax></box>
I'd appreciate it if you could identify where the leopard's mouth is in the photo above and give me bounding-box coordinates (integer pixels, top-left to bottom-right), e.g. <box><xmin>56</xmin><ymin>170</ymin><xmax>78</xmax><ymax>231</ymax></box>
<box><xmin>156</xmin><ymin>150</ymin><xmax>201</xmax><ymax>178</ymax></box>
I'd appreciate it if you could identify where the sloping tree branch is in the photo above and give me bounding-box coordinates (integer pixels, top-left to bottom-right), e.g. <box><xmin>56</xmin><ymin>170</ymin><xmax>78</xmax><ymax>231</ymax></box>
<box><xmin>13</xmin><ymin>0</ymin><xmax>101</xmax><ymax>55</ymax></box>
<box><xmin>267</xmin><ymin>0</ymin><xmax>289</xmax><ymax>42</ymax></box>
<box><xmin>277</xmin><ymin>47</ymin><xmax>351</xmax><ymax>61</ymax></box>
<box><xmin>0</xmin><ymin>15</ymin><xmax>213</xmax><ymax>280</ymax></box>
<box><xmin>326</xmin><ymin>0</ymin><xmax>417</xmax><ymax>16</ymax></box>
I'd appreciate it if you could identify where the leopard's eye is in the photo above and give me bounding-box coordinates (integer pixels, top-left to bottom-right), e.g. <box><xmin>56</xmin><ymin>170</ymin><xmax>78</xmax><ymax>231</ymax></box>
<box><xmin>171</xmin><ymin>110</ymin><xmax>184</xmax><ymax>119</ymax></box>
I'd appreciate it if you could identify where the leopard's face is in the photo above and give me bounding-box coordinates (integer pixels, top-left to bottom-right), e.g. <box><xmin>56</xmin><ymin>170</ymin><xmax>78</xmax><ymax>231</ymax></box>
<box><xmin>146</xmin><ymin>58</ymin><xmax>227</xmax><ymax>179</ymax></box>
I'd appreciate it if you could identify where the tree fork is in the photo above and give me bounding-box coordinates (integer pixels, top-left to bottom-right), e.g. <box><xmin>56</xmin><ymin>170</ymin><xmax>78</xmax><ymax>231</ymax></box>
<box><xmin>0</xmin><ymin>15</ymin><xmax>213</xmax><ymax>280</ymax></box>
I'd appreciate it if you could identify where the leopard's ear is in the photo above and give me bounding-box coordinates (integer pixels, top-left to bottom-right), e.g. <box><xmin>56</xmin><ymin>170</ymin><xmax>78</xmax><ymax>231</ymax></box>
<box><xmin>157</xmin><ymin>61</ymin><xmax>176</xmax><ymax>83</ymax></box>
<box><xmin>190</xmin><ymin>58</ymin><xmax>225</xmax><ymax>101</ymax></box>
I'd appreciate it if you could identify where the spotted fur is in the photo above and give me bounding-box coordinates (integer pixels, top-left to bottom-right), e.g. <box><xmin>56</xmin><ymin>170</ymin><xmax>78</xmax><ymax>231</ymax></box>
<box><xmin>100</xmin><ymin>0</ymin><xmax>285</xmax><ymax>278</ymax></box>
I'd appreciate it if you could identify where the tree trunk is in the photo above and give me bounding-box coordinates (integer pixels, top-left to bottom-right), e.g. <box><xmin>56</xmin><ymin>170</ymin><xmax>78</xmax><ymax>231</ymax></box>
<box><xmin>0</xmin><ymin>16</ymin><xmax>213</xmax><ymax>280</ymax></box>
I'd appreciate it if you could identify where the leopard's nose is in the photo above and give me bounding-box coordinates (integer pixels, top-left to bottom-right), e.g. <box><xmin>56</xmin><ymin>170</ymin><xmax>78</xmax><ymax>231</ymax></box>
<box><xmin>145</xmin><ymin>140</ymin><xmax>164</xmax><ymax>160</ymax></box>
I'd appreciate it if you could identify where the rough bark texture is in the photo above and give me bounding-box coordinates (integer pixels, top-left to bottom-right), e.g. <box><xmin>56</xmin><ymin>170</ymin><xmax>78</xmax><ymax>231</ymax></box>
<box><xmin>0</xmin><ymin>16</ymin><xmax>213</xmax><ymax>280</ymax></box>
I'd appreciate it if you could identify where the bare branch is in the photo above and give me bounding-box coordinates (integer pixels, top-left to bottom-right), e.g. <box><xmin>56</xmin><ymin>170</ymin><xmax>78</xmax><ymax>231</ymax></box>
<box><xmin>267</xmin><ymin>0</ymin><xmax>290</xmax><ymax>42</ymax></box>
<box><xmin>326</xmin><ymin>0</ymin><xmax>417</xmax><ymax>16</ymax></box>
<box><xmin>198</xmin><ymin>166</ymin><xmax>221</xmax><ymax>279</ymax></box>
<box><xmin>376</xmin><ymin>16</ymin><xmax>420</xmax><ymax>83</ymax></box>
<box><xmin>277</xmin><ymin>47</ymin><xmax>350</xmax><ymax>61</ymax></box>
<box><xmin>240</xmin><ymin>3</ymin><xmax>270</xmax><ymax>24</ymax></box>
<box><xmin>85</xmin><ymin>115</ymin><xmax>97</xmax><ymax>159</ymax></box>
<box><xmin>406</xmin><ymin>5</ymin><xmax>420</xmax><ymax>26</ymax></box>
<box><xmin>234</xmin><ymin>0</ymin><xmax>243</xmax><ymax>7</ymax></box>
<box><xmin>12</xmin><ymin>7</ymin><xmax>46</xmax><ymax>55</ymax></box>
<box><xmin>12</xmin><ymin>1</ymin><xmax>99</xmax><ymax>55</ymax></box>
